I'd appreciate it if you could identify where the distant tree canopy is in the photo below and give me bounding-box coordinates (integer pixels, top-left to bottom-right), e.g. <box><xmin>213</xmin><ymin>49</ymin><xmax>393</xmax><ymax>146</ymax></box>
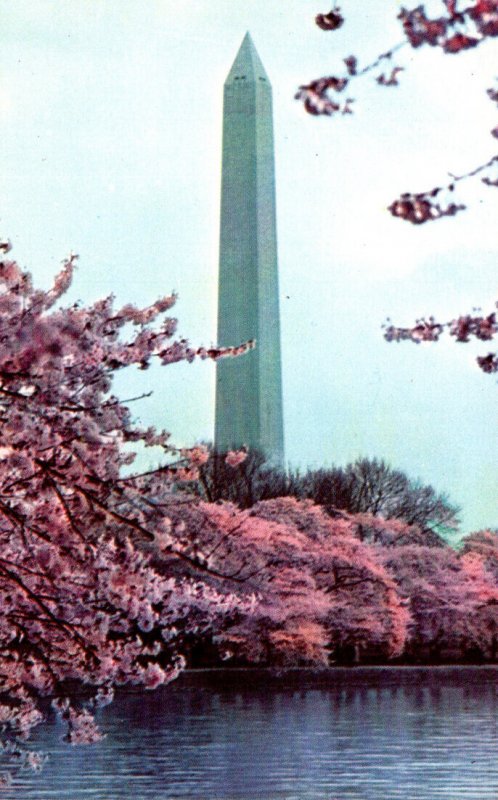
<box><xmin>179</xmin><ymin>449</ymin><xmax>459</xmax><ymax>542</ymax></box>
<box><xmin>164</xmin><ymin>496</ymin><xmax>498</xmax><ymax>667</ymax></box>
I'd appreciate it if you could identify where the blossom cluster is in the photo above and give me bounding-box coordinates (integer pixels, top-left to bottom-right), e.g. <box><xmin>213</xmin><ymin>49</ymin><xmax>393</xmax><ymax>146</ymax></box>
<box><xmin>399</xmin><ymin>1</ymin><xmax>498</xmax><ymax>52</ymax></box>
<box><xmin>300</xmin><ymin>4</ymin><xmax>498</xmax><ymax>222</ymax></box>
<box><xmin>384</xmin><ymin>304</ymin><xmax>498</xmax><ymax>374</ymax></box>
<box><xmin>315</xmin><ymin>7</ymin><xmax>344</xmax><ymax>32</ymax></box>
<box><xmin>388</xmin><ymin>152</ymin><xmax>498</xmax><ymax>224</ymax></box>
<box><xmin>300</xmin><ymin>2</ymin><xmax>498</xmax><ymax>116</ymax></box>
<box><xmin>0</xmin><ymin>244</ymin><xmax>257</xmax><ymax>785</ymax></box>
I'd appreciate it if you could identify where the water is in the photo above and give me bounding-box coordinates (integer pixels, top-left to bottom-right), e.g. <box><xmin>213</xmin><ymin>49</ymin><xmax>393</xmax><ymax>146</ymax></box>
<box><xmin>7</xmin><ymin>667</ymin><xmax>498</xmax><ymax>799</ymax></box>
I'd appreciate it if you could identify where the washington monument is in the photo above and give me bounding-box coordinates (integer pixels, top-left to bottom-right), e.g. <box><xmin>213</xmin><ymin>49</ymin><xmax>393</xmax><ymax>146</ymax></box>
<box><xmin>214</xmin><ymin>33</ymin><xmax>284</xmax><ymax>466</ymax></box>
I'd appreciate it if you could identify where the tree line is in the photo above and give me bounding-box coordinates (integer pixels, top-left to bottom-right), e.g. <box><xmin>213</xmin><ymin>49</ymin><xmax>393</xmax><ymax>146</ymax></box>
<box><xmin>182</xmin><ymin>448</ymin><xmax>459</xmax><ymax>540</ymax></box>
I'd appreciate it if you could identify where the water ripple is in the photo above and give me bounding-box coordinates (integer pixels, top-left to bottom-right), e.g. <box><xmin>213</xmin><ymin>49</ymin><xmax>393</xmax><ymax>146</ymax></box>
<box><xmin>4</xmin><ymin>667</ymin><xmax>498</xmax><ymax>799</ymax></box>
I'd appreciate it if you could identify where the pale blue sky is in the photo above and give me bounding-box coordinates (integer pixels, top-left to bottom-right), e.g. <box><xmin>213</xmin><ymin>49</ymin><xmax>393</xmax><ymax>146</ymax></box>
<box><xmin>1</xmin><ymin>1</ymin><xmax>496</xmax><ymax>533</ymax></box>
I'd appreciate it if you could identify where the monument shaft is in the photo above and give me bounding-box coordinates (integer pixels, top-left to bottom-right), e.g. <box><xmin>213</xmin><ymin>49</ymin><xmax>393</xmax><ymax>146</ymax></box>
<box><xmin>215</xmin><ymin>33</ymin><xmax>284</xmax><ymax>466</ymax></box>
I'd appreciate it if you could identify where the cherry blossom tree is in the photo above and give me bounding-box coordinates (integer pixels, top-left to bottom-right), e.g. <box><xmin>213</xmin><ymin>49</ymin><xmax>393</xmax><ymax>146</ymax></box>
<box><xmin>330</xmin><ymin>507</ymin><xmax>448</xmax><ymax>548</ymax></box>
<box><xmin>298</xmin><ymin>6</ymin><xmax>498</xmax><ymax>377</ymax></box>
<box><xmin>460</xmin><ymin>529</ymin><xmax>498</xmax><ymax>579</ymax></box>
<box><xmin>380</xmin><ymin>543</ymin><xmax>498</xmax><ymax>660</ymax></box>
<box><xmin>164</xmin><ymin>497</ymin><xmax>409</xmax><ymax>665</ymax></box>
<box><xmin>298</xmin><ymin>2</ymin><xmax>498</xmax><ymax>224</ymax></box>
<box><xmin>0</xmin><ymin>241</ymin><xmax>256</xmax><ymax>785</ymax></box>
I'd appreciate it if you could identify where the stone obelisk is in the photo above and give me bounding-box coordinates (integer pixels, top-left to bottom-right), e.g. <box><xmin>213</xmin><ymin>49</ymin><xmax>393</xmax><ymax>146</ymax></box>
<box><xmin>214</xmin><ymin>33</ymin><xmax>284</xmax><ymax>466</ymax></box>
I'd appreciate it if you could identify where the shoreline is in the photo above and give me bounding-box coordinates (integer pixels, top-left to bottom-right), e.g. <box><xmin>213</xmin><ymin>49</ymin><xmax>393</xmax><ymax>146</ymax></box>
<box><xmin>167</xmin><ymin>663</ymin><xmax>498</xmax><ymax>690</ymax></box>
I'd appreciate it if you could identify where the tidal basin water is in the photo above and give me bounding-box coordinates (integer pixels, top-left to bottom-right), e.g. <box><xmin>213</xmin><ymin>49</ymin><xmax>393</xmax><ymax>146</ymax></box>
<box><xmin>9</xmin><ymin>667</ymin><xmax>498</xmax><ymax>799</ymax></box>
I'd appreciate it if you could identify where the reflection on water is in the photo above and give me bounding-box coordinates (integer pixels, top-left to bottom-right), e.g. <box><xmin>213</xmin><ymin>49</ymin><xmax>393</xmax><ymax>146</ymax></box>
<box><xmin>8</xmin><ymin>667</ymin><xmax>498</xmax><ymax>799</ymax></box>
